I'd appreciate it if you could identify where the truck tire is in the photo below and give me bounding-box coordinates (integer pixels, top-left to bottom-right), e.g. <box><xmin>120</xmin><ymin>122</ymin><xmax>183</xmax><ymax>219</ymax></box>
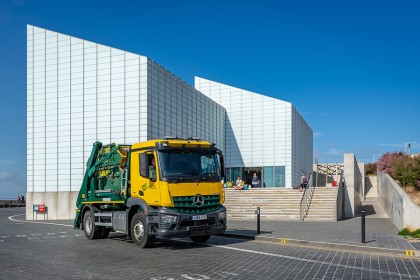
<box><xmin>83</xmin><ymin>210</ymin><xmax>101</xmax><ymax>240</ymax></box>
<box><xmin>100</xmin><ymin>227</ymin><xmax>110</xmax><ymax>239</ymax></box>
<box><xmin>190</xmin><ymin>235</ymin><xmax>211</xmax><ymax>243</ymax></box>
<box><xmin>130</xmin><ymin>213</ymin><xmax>154</xmax><ymax>248</ymax></box>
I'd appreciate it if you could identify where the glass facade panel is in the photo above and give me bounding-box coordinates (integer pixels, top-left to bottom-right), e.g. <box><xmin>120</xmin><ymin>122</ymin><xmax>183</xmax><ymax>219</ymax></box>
<box><xmin>229</xmin><ymin>167</ymin><xmax>242</xmax><ymax>184</ymax></box>
<box><xmin>263</xmin><ymin>166</ymin><xmax>273</xmax><ymax>188</ymax></box>
<box><xmin>262</xmin><ymin>166</ymin><xmax>285</xmax><ymax>188</ymax></box>
<box><xmin>274</xmin><ymin>166</ymin><xmax>285</xmax><ymax>188</ymax></box>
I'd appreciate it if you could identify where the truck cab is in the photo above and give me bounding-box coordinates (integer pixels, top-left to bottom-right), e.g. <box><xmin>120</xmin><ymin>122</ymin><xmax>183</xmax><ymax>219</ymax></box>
<box><xmin>74</xmin><ymin>138</ymin><xmax>227</xmax><ymax>247</ymax></box>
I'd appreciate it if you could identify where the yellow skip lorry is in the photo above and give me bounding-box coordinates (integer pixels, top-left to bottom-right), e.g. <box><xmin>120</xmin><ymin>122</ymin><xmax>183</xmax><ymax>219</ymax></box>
<box><xmin>73</xmin><ymin>137</ymin><xmax>227</xmax><ymax>248</ymax></box>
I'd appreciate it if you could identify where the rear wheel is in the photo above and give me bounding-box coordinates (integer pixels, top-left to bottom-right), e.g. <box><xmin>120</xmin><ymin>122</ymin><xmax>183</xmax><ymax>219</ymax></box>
<box><xmin>190</xmin><ymin>235</ymin><xmax>211</xmax><ymax>243</ymax></box>
<box><xmin>130</xmin><ymin>213</ymin><xmax>155</xmax><ymax>248</ymax></box>
<box><xmin>83</xmin><ymin>210</ymin><xmax>101</xmax><ymax>240</ymax></box>
<box><xmin>100</xmin><ymin>227</ymin><xmax>110</xmax><ymax>239</ymax></box>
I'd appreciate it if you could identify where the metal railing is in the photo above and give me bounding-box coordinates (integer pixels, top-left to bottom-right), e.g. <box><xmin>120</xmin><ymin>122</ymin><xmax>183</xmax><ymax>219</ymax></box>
<box><xmin>299</xmin><ymin>173</ymin><xmax>314</xmax><ymax>221</ymax></box>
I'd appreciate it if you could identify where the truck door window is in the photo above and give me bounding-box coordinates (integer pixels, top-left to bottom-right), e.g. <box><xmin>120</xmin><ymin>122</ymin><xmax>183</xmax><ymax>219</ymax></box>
<box><xmin>148</xmin><ymin>155</ymin><xmax>156</xmax><ymax>181</ymax></box>
<box><xmin>139</xmin><ymin>152</ymin><xmax>156</xmax><ymax>181</ymax></box>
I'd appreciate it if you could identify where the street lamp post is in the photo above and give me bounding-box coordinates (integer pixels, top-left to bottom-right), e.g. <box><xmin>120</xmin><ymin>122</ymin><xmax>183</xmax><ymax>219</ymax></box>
<box><xmin>404</xmin><ymin>141</ymin><xmax>416</xmax><ymax>156</ymax></box>
<box><xmin>405</xmin><ymin>141</ymin><xmax>416</xmax><ymax>155</ymax></box>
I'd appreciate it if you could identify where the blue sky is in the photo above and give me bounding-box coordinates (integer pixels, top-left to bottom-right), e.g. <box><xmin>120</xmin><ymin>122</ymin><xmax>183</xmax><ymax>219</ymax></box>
<box><xmin>1</xmin><ymin>0</ymin><xmax>419</xmax><ymax>198</ymax></box>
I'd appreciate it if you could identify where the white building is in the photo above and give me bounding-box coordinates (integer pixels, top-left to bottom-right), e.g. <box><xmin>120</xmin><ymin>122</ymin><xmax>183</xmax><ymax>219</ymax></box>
<box><xmin>195</xmin><ymin>78</ymin><xmax>312</xmax><ymax>189</ymax></box>
<box><xmin>26</xmin><ymin>25</ymin><xmax>312</xmax><ymax>219</ymax></box>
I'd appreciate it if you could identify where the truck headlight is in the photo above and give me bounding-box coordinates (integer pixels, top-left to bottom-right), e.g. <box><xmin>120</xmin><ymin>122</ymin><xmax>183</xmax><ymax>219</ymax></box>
<box><xmin>218</xmin><ymin>210</ymin><xmax>226</xmax><ymax>220</ymax></box>
<box><xmin>161</xmin><ymin>214</ymin><xmax>178</xmax><ymax>224</ymax></box>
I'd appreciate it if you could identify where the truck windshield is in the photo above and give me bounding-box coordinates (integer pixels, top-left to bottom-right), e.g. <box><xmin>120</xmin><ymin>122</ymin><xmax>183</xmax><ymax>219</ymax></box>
<box><xmin>158</xmin><ymin>150</ymin><xmax>221</xmax><ymax>182</ymax></box>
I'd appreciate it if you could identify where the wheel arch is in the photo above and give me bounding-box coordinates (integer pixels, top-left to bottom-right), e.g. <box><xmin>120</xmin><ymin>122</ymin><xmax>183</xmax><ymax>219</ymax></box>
<box><xmin>80</xmin><ymin>205</ymin><xmax>100</xmax><ymax>230</ymax></box>
<box><xmin>126</xmin><ymin>197</ymin><xmax>151</xmax><ymax>235</ymax></box>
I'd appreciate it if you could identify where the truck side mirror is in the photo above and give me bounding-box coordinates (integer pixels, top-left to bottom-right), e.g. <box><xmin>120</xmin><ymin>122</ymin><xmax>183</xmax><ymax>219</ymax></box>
<box><xmin>140</xmin><ymin>153</ymin><xmax>149</xmax><ymax>178</ymax></box>
<box><xmin>219</xmin><ymin>154</ymin><xmax>225</xmax><ymax>178</ymax></box>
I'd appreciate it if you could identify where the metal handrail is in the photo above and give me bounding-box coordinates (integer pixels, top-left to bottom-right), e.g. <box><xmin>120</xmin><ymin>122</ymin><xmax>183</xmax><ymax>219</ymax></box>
<box><xmin>299</xmin><ymin>173</ymin><xmax>314</xmax><ymax>221</ymax></box>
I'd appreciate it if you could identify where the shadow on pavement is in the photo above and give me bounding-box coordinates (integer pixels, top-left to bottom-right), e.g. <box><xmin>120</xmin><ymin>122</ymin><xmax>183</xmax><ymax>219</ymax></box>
<box><xmin>107</xmin><ymin>232</ymin><xmax>252</xmax><ymax>250</ymax></box>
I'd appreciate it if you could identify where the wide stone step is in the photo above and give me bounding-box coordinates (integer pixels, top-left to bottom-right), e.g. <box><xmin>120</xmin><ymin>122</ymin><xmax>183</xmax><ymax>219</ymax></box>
<box><xmin>226</xmin><ymin>208</ymin><xmax>301</xmax><ymax>211</ymax></box>
<box><xmin>223</xmin><ymin>187</ymin><xmax>338</xmax><ymax>221</ymax></box>
<box><xmin>226</xmin><ymin>209</ymin><xmax>300</xmax><ymax>213</ymax></box>
<box><xmin>224</xmin><ymin>202</ymin><xmax>302</xmax><ymax>205</ymax></box>
<box><xmin>303</xmin><ymin>217</ymin><xmax>336</xmax><ymax>221</ymax></box>
<box><xmin>226</xmin><ymin>195</ymin><xmax>303</xmax><ymax>197</ymax></box>
<box><xmin>228</xmin><ymin>215</ymin><xmax>301</xmax><ymax>220</ymax></box>
<box><xmin>226</xmin><ymin>198</ymin><xmax>304</xmax><ymax>200</ymax></box>
<box><xmin>226</xmin><ymin>203</ymin><xmax>301</xmax><ymax>206</ymax></box>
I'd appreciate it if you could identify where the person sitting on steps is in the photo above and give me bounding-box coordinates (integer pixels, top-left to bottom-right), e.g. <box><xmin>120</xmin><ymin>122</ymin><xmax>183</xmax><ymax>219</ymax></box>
<box><xmin>234</xmin><ymin>176</ymin><xmax>243</xmax><ymax>190</ymax></box>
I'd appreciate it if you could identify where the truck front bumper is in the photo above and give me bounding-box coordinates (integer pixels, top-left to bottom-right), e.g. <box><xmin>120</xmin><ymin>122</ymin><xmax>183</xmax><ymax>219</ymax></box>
<box><xmin>155</xmin><ymin>206</ymin><xmax>227</xmax><ymax>238</ymax></box>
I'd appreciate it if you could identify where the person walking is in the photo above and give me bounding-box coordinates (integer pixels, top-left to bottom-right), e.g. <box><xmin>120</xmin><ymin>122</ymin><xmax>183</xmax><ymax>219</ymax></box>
<box><xmin>17</xmin><ymin>195</ymin><xmax>21</xmax><ymax>208</ymax></box>
<box><xmin>300</xmin><ymin>175</ymin><xmax>308</xmax><ymax>192</ymax></box>
<box><xmin>251</xmin><ymin>173</ymin><xmax>259</xmax><ymax>188</ymax></box>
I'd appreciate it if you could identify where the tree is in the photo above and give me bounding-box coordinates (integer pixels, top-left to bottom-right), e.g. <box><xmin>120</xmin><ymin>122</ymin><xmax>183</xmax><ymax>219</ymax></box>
<box><xmin>394</xmin><ymin>157</ymin><xmax>417</xmax><ymax>187</ymax></box>
<box><xmin>377</xmin><ymin>152</ymin><xmax>405</xmax><ymax>177</ymax></box>
<box><xmin>365</xmin><ymin>162</ymin><xmax>377</xmax><ymax>176</ymax></box>
<box><xmin>377</xmin><ymin>152</ymin><xmax>420</xmax><ymax>190</ymax></box>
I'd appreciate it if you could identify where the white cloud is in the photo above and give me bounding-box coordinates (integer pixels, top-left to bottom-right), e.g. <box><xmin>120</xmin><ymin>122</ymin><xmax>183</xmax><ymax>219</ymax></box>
<box><xmin>0</xmin><ymin>172</ymin><xmax>26</xmax><ymax>199</ymax></box>
<box><xmin>314</xmin><ymin>131</ymin><xmax>323</xmax><ymax>137</ymax></box>
<box><xmin>0</xmin><ymin>172</ymin><xmax>13</xmax><ymax>180</ymax></box>
<box><xmin>0</xmin><ymin>159</ymin><xmax>13</xmax><ymax>166</ymax></box>
<box><xmin>325</xmin><ymin>147</ymin><xmax>340</xmax><ymax>156</ymax></box>
<box><xmin>379</xmin><ymin>143</ymin><xmax>404</xmax><ymax>148</ymax></box>
<box><xmin>319</xmin><ymin>112</ymin><xmax>329</xmax><ymax>117</ymax></box>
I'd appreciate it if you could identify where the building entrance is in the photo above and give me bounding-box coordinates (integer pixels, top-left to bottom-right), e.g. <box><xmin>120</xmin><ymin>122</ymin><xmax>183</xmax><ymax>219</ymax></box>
<box><xmin>243</xmin><ymin>167</ymin><xmax>262</xmax><ymax>188</ymax></box>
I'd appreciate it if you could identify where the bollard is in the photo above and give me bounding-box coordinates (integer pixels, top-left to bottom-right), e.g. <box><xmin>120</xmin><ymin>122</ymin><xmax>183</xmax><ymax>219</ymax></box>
<box><xmin>255</xmin><ymin>207</ymin><xmax>261</xmax><ymax>234</ymax></box>
<box><xmin>361</xmin><ymin>209</ymin><xmax>366</xmax><ymax>243</ymax></box>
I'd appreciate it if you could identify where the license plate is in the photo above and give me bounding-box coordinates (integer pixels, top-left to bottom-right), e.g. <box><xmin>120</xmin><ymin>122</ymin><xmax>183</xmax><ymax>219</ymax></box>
<box><xmin>192</xmin><ymin>215</ymin><xmax>207</xmax><ymax>221</ymax></box>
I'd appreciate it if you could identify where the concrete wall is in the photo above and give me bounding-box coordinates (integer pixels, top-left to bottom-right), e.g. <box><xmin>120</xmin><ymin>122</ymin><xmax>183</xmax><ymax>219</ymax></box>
<box><xmin>378</xmin><ymin>172</ymin><xmax>420</xmax><ymax>230</ymax></box>
<box><xmin>343</xmin><ymin>154</ymin><xmax>364</xmax><ymax>217</ymax></box>
<box><xmin>336</xmin><ymin>175</ymin><xmax>345</xmax><ymax>220</ymax></box>
<box><xmin>26</xmin><ymin>191</ymin><xmax>78</xmax><ymax>220</ymax></box>
<box><xmin>365</xmin><ymin>176</ymin><xmax>378</xmax><ymax>197</ymax></box>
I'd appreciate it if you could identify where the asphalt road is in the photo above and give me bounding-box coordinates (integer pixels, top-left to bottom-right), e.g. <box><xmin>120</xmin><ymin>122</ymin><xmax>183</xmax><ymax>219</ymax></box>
<box><xmin>1</xmin><ymin>208</ymin><xmax>419</xmax><ymax>280</ymax></box>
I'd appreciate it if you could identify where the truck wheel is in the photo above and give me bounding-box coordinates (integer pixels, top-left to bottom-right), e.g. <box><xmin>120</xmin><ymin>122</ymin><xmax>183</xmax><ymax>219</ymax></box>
<box><xmin>130</xmin><ymin>213</ymin><xmax>155</xmax><ymax>248</ymax></box>
<box><xmin>100</xmin><ymin>227</ymin><xmax>110</xmax><ymax>239</ymax></box>
<box><xmin>190</xmin><ymin>235</ymin><xmax>211</xmax><ymax>243</ymax></box>
<box><xmin>83</xmin><ymin>210</ymin><xmax>101</xmax><ymax>240</ymax></box>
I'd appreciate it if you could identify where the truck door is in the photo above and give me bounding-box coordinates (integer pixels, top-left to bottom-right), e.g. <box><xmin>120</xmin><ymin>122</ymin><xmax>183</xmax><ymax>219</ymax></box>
<box><xmin>131</xmin><ymin>151</ymin><xmax>160</xmax><ymax>205</ymax></box>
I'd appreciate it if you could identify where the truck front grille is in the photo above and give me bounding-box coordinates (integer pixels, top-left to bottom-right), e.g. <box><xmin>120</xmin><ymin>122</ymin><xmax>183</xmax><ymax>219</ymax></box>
<box><xmin>173</xmin><ymin>195</ymin><xmax>220</xmax><ymax>214</ymax></box>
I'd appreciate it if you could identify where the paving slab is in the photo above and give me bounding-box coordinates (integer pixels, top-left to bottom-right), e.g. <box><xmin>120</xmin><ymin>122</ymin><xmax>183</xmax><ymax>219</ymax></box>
<box><xmin>224</xmin><ymin>217</ymin><xmax>418</xmax><ymax>256</ymax></box>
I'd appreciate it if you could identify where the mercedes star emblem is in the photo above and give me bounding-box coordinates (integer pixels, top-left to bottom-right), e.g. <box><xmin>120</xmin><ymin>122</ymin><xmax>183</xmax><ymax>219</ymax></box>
<box><xmin>193</xmin><ymin>195</ymin><xmax>204</xmax><ymax>207</ymax></box>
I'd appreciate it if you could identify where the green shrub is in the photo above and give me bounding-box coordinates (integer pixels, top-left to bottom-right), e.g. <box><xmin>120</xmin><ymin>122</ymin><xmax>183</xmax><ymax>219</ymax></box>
<box><xmin>411</xmin><ymin>229</ymin><xmax>420</xmax><ymax>238</ymax></box>
<box><xmin>398</xmin><ymin>228</ymin><xmax>420</xmax><ymax>239</ymax></box>
<box><xmin>398</xmin><ymin>228</ymin><xmax>411</xmax><ymax>236</ymax></box>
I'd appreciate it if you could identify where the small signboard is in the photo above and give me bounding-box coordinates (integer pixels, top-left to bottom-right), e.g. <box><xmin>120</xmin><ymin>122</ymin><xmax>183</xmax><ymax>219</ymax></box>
<box><xmin>33</xmin><ymin>204</ymin><xmax>47</xmax><ymax>220</ymax></box>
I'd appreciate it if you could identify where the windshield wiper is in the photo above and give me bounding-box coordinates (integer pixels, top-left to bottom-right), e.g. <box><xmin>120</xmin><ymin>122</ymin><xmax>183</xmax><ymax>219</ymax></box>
<box><xmin>170</xmin><ymin>177</ymin><xmax>183</xmax><ymax>183</ymax></box>
<box><xmin>195</xmin><ymin>173</ymin><xmax>217</xmax><ymax>183</ymax></box>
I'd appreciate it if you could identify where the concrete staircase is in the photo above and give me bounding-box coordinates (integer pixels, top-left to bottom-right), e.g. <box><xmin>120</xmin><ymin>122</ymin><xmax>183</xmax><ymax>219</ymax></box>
<box><xmin>303</xmin><ymin>187</ymin><xmax>338</xmax><ymax>221</ymax></box>
<box><xmin>224</xmin><ymin>188</ymin><xmax>302</xmax><ymax>220</ymax></box>
<box><xmin>224</xmin><ymin>187</ymin><xmax>338</xmax><ymax>221</ymax></box>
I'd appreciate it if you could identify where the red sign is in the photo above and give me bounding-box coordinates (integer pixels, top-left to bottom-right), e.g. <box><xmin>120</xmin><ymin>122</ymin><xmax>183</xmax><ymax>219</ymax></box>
<box><xmin>38</xmin><ymin>204</ymin><xmax>45</xmax><ymax>213</ymax></box>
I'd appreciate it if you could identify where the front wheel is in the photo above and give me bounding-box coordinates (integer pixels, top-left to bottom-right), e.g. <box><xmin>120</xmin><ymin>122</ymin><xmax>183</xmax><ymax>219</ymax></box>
<box><xmin>83</xmin><ymin>210</ymin><xmax>101</xmax><ymax>240</ymax></box>
<box><xmin>190</xmin><ymin>235</ymin><xmax>211</xmax><ymax>243</ymax></box>
<box><xmin>130</xmin><ymin>213</ymin><xmax>155</xmax><ymax>248</ymax></box>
